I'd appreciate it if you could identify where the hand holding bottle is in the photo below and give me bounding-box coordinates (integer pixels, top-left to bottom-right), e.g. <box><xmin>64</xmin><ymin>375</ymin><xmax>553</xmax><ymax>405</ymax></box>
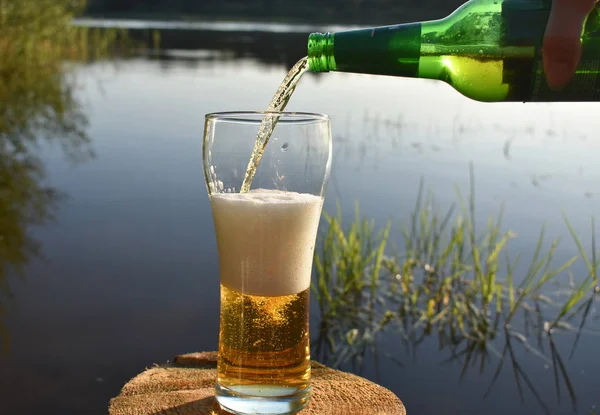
<box><xmin>308</xmin><ymin>0</ymin><xmax>600</xmax><ymax>102</ymax></box>
<box><xmin>543</xmin><ymin>0</ymin><xmax>597</xmax><ymax>90</ymax></box>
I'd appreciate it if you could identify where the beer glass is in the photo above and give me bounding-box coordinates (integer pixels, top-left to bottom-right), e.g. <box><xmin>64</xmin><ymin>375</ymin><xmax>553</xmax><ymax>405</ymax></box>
<box><xmin>203</xmin><ymin>112</ymin><xmax>332</xmax><ymax>415</ymax></box>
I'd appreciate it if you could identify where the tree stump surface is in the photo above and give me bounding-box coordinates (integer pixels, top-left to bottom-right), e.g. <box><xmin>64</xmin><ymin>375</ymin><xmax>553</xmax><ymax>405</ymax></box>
<box><xmin>108</xmin><ymin>351</ymin><xmax>406</xmax><ymax>415</ymax></box>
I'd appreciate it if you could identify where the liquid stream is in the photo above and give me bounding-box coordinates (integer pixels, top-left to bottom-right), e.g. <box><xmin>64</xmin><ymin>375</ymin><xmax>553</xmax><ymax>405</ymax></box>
<box><xmin>240</xmin><ymin>57</ymin><xmax>309</xmax><ymax>193</ymax></box>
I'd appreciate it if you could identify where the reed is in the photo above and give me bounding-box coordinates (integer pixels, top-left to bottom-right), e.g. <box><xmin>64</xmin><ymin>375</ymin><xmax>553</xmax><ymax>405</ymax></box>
<box><xmin>312</xmin><ymin>166</ymin><xmax>598</xmax><ymax>410</ymax></box>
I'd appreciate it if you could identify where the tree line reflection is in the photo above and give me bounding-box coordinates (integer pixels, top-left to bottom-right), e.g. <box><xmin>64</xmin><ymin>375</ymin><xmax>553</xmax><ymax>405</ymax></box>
<box><xmin>0</xmin><ymin>0</ymin><xmax>140</xmax><ymax>349</ymax></box>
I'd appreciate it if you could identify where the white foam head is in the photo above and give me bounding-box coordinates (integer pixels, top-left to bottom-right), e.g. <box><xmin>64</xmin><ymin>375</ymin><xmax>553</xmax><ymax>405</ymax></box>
<box><xmin>210</xmin><ymin>189</ymin><xmax>323</xmax><ymax>297</ymax></box>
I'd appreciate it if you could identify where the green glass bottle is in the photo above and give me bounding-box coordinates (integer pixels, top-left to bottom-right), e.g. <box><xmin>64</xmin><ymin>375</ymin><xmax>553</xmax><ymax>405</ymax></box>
<box><xmin>307</xmin><ymin>0</ymin><xmax>600</xmax><ymax>102</ymax></box>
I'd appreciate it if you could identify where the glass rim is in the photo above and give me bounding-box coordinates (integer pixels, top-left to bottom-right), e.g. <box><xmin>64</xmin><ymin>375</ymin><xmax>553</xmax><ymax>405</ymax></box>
<box><xmin>205</xmin><ymin>111</ymin><xmax>330</xmax><ymax>124</ymax></box>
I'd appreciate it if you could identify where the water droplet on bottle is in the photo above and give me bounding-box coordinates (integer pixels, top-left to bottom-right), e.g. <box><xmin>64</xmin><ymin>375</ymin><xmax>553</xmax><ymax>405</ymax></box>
<box><xmin>281</xmin><ymin>142</ymin><xmax>289</xmax><ymax>152</ymax></box>
<box><xmin>479</xmin><ymin>49</ymin><xmax>483</xmax><ymax>55</ymax></box>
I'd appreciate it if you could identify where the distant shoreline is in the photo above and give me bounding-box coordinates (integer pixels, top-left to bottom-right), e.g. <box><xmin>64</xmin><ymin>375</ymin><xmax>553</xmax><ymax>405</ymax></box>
<box><xmin>73</xmin><ymin>17</ymin><xmax>367</xmax><ymax>34</ymax></box>
<box><xmin>81</xmin><ymin>7</ymin><xmax>455</xmax><ymax>28</ymax></box>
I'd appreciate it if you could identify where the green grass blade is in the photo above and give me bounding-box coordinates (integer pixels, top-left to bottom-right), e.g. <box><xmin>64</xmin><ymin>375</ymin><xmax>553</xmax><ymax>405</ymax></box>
<box><xmin>554</xmin><ymin>276</ymin><xmax>598</xmax><ymax>325</ymax></box>
<box><xmin>506</xmin><ymin>227</ymin><xmax>548</xmax><ymax>325</ymax></box>
<box><xmin>521</xmin><ymin>225</ymin><xmax>547</xmax><ymax>290</ymax></box>
<box><xmin>563</xmin><ymin>211</ymin><xmax>593</xmax><ymax>274</ymax></box>
<box><xmin>505</xmin><ymin>250</ymin><xmax>518</xmax><ymax>313</ymax></box>
<box><xmin>370</xmin><ymin>221</ymin><xmax>391</xmax><ymax>310</ymax></box>
<box><xmin>535</xmin><ymin>256</ymin><xmax>578</xmax><ymax>292</ymax></box>
<box><xmin>409</xmin><ymin>178</ymin><xmax>425</xmax><ymax>251</ymax></box>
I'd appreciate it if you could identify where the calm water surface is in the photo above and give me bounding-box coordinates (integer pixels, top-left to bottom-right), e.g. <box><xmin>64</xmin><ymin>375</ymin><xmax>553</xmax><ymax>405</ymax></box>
<box><xmin>1</xmin><ymin>23</ymin><xmax>599</xmax><ymax>415</ymax></box>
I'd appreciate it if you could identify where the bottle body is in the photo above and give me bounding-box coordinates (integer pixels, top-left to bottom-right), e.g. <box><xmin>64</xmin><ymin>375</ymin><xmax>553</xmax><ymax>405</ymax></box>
<box><xmin>307</xmin><ymin>0</ymin><xmax>600</xmax><ymax>102</ymax></box>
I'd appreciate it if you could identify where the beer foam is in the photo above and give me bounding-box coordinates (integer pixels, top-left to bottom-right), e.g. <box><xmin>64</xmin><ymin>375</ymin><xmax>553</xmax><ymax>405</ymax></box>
<box><xmin>210</xmin><ymin>189</ymin><xmax>323</xmax><ymax>297</ymax></box>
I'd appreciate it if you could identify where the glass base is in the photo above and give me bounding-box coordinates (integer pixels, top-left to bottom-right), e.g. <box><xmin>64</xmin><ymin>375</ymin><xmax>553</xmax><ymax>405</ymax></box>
<box><xmin>215</xmin><ymin>382</ymin><xmax>311</xmax><ymax>415</ymax></box>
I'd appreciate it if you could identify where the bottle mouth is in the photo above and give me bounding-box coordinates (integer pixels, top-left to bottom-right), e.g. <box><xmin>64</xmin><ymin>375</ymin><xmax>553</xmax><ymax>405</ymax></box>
<box><xmin>307</xmin><ymin>32</ymin><xmax>335</xmax><ymax>72</ymax></box>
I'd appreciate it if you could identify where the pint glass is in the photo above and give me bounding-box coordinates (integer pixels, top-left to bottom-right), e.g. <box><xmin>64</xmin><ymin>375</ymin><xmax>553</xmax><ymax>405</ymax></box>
<box><xmin>203</xmin><ymin>112</ymin><xmax>332</xmax><ymax>414</ymax></box>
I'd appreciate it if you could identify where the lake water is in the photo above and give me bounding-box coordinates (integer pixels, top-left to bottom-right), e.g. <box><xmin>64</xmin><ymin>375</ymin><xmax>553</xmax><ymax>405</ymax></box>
<box><xmin>1</xmin><ymin>21</ymin><xmax>599</xmax><ymax>414</ymax></box>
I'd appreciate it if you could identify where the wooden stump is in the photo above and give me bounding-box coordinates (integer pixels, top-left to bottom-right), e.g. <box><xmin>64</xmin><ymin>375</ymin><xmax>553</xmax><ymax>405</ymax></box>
<box><xmin>109</xmin><ymin>351</ymin><xmax>406</xmax><ymax>415</ymax></box>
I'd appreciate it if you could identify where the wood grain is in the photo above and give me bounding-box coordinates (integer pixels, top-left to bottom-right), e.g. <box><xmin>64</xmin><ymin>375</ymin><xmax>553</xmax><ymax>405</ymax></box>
<box><xmin>109</xmin><ymin>351</ymin><xmax>406</xmax><ymax>415</ymax></box>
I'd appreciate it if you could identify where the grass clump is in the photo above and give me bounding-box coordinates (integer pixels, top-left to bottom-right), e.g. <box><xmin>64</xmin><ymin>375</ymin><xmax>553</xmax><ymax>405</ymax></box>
<box><xmin>312</xmin><ymin>166</ymin><xmax>599</xmax><ymax>412</ymax></box>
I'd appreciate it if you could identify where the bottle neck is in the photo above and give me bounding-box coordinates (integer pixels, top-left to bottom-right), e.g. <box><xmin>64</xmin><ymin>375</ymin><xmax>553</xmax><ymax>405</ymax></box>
<box><xmin>308</xmin><ymin>33</ymin><xmax>336</xmax><ymax>72</ymax></box>
<box><xmin>307</xmin><ymin>23</ymin><xmax>422</xmax><ymax>77</ymax></box>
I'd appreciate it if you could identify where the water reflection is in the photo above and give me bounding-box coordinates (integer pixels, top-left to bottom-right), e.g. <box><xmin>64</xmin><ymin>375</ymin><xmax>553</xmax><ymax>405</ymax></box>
<box><xmin>312</xmin><ymin>174</ymin><xmax>599</xmax><ymax>414</ymax></box>
<box><xmin>0</xmin><ymin>0</ymin><xmax>134</xmax><ymax>349</ymax></box>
